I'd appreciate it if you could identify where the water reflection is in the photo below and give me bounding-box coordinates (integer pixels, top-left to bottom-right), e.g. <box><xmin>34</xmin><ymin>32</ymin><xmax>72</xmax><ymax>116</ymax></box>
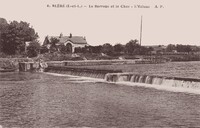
<box><xmin>0</xmin><ymin>71</ymin><xmax>200</xmax><ymax>127</ymax></box>
<box><xmin>0</xmin><ymin>72</ymin><xmax>41</xmax><ymax>81</ymax></box>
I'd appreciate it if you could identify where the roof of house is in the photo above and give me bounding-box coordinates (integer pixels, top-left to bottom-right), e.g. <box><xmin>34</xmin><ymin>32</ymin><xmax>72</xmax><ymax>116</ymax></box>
<box><xmin>46</xmin><ymin>35</ymin><xmax>87</xmax><ymax>45</ymax></box>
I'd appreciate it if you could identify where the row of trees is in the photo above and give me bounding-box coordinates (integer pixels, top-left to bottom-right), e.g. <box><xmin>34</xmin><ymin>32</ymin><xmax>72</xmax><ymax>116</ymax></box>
<box><xmin>74</xmin><ymin>39</ymin><xmax>153</xmax><ymax>56</ymax></box>
<box><xmin>0</xmin><ymin>18</ymin><xmax>40</xmax><ymax>57</ymax></box>
<box><xmin>43</xmin><ymin>38</ymin><xmax>153</xmax><ymax>56</ymax></box>
<box><xmin>1</xmin><ymin>17</ymin><xmax>200</xmax><ymax>58</ymax></box>
<box><xmin>74</xmin><ymin>43</ymin><xmax>200</xmax><ymax>56</ymax></box>
<box><xmin>166</xmin><ymin>44</ymin><xmax>200</xmax><ymax>53</ymax></box>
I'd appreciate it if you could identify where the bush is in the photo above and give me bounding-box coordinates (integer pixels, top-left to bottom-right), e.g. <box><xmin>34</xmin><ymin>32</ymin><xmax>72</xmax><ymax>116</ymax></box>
<box><xmin>40</xmin><ymin>52</ymin><xmax>76</xmax><ymax>61</ymax></box>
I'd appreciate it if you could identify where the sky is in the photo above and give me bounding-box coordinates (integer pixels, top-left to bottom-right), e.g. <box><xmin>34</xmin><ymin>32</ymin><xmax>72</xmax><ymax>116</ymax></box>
<box><xmin>0</xmin><ymin>0</ymin><xmax>200</xmax><ymax>46</ymax></box>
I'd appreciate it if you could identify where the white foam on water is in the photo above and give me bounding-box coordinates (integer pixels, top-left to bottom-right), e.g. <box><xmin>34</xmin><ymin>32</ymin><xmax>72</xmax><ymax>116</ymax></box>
<box><xmin>113</xmin><ymin>81</ymin><xmax>200</xmax><ymax>95</ymax></box>
<box><xmin>43</xmin><ymin>72</ymin><xmax>78</xmax><ymax>77</ymax></box>
<box><xmin>43</xmin><ymin>72</ymin><xmax>105</xmax><ymax>83</ymax></box>
<box><xmin>43</xmin><ymin>72</ymin><xmax>200</xmax><ymax>94</ymax></box>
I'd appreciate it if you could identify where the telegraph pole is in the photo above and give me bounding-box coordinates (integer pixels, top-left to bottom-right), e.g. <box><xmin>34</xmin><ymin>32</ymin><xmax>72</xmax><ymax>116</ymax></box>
<box><xmin>139</xmin><ymin>15</ymin><xmax>143</xmax><ymax>46</ymax></box>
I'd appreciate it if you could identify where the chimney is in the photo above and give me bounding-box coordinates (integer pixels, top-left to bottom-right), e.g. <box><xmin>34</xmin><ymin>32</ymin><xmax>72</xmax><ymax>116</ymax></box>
<box><xmin>59</xmin><ymin>33</ymin><xmax>63</xmax><ymax>38</ymax></box>
<box><xmin>69</xmin><ymin>33</ymin><xmax>72</xmax><ymax>38</ymax></box>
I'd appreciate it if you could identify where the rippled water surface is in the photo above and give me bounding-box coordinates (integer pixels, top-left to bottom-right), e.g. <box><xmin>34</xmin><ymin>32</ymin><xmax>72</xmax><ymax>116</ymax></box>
<box><xmin>1</xmin><ymin>62</ymin><xmax>200</xmax><ymax>128</ymax></box>
<box><xmin>82</xmin><ymin>61</ymin><xmax>200</xmax><ymax>78</ymax></box>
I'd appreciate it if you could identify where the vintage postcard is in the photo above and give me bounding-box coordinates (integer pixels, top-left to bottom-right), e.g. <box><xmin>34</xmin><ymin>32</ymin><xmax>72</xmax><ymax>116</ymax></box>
<box><xmin>0</xmin><ymin>0</ymin><xmax>200</xmax><ymax>128</ymax></box>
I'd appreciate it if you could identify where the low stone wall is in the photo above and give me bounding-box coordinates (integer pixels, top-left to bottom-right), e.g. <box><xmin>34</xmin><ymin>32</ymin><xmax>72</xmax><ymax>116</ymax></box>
<box><xmin>45</xmin><ymin>66</ymin><xmax>122</xmax><ymax>79</ymax></box>
<box><xmin>46</xmin><ymin>61</ymin><xmax>65</xmax><ymax>67</ymax></box>
<box><xmin>56</xmin><ymin>59</ymin><xmax>161</xmax><ymax>66</ymax></box>
<box><xmin>47</xmin><ymin>60</ymin><xmax>137</xmax><ymax>67</ymax></box>
<box><xmin>0</xmin><ymin>58</ymin><xmax>33</xmax><ymax>70</ymax></box>
<box><xmin>63</xmin><ymin>60</ymin><xmax>126</xmax><ymax>66</ymax></box>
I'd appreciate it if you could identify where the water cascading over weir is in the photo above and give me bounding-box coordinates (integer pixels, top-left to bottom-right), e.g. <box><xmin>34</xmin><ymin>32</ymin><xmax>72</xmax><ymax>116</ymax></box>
<box><xmin>44</xmin><ymin>64</ymin><xmax>200</xmax><ymax>91</ymax></box>
<box><xmin>19</xmin><ymin>61</ymin><xmax>200</xmax><ymax>91</ymax></box>
<box><xmin>44</xmin><ymin>60</ymin><xmax>200</xmax><ymax>91</ymax></box>
<box><xmin>105</xmin><ymin>73</ymin><xmax>200</xmax><ymax>90</ymax></box>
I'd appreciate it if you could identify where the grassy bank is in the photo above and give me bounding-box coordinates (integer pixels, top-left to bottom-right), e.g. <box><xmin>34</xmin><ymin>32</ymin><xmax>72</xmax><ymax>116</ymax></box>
<box><xmin>163</xmin><ymin>54</ymin><xmax>200</xmax><ymax>62</ymax></box>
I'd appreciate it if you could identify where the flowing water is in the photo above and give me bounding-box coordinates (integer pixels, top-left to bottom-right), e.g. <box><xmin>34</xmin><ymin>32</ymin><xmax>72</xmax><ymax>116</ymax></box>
<box><xmin>1</xmin><ymin>62</ymin><xmax>200</xmax><ymax>127</ymax></box>
<box><xmin>81</xmin><ymin>61</ymin><xmax>200</xmax><ymax>78</ymax></box>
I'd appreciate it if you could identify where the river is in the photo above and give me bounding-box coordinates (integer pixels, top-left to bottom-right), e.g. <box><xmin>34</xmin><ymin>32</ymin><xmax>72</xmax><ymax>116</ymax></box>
<box><xmin>1</xmin><ymin>62</ymin><xmax>200</xmax><ymax>128</ymax></box>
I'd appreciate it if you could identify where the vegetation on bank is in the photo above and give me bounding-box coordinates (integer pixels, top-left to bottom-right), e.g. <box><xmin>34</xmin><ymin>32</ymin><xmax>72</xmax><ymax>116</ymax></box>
<box><xmin>163</xmin><ymin>54</ymin><xmax>200</xmax><ymax>62</ymax></box>
<box><xmin>0</xmin><ymin>18</ymin><xmax>39</xmax><ymax>58</ymax></box>
<box><xmin>1</xmin><ymin>17</ymin><xmax>200</xmax><ymax>63</ymax></box>
<box><xmin>0</xmin><ymin>58</ymin><xmax>33</xmax><ymax>69</ymax></box>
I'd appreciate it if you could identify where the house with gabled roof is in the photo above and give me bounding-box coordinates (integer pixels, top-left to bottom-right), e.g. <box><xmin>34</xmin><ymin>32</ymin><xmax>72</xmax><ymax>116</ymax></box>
<box><xmin>43</xmin><ymin>33</ymin><xmax>88</xmax><ymax>53</ymax></box>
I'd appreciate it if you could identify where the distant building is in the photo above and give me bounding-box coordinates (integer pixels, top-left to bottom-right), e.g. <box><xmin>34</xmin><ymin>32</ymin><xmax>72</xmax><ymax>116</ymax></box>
<box><xmin>43</xmin><ymin>33</ymin><xmax>88</xmax><ymax>53</ymax></box>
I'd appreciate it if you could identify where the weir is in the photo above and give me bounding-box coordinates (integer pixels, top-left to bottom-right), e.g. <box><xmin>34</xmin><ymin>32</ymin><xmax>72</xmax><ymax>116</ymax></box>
<box><xmin>44</xmin><ymin>66</ymin><xmax>122</xmax><ymax>79</ymax></box>
<box><xmin>105</xmin><ymin>73</ymin><xmax>200</xmax><ymax>90</ymax></box>
<box><xmin>46</xmin><ymin>59</ymin><xmax>168</xmax><ymax>68</ymax></box>
<box><xmin>43</xmin><ymin>63</ymin><xmax>200</xmax><ymax>91</ymax></box>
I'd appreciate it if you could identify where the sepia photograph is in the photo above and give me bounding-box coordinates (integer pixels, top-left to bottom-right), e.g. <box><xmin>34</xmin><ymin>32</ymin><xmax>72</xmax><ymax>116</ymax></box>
<box><xmin>0</xmin><ymin>0</ymin><xmax>200</xmax><ymax>127</ymax></box>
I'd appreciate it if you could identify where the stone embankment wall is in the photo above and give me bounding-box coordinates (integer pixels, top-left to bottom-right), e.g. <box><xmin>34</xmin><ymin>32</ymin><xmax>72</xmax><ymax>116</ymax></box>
<box><xmin>45</xmin><ymin>66</ymin><xmax>122</xmax><ymax>79</ymax></box>
<box><xmin>0</xmin><ymin>58</ymin><xmax>33</xmax><ymax>69</ymax></box>
<box><xmin>46</xmin><ymin>59</ymin><xmax>160</xmax><ymax>67</ymax></box>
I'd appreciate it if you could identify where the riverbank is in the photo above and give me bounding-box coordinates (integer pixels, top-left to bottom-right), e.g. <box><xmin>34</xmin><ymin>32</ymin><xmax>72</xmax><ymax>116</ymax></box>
<box><xmin>1</xmin><ymin>52</ymin><xmax>200</xmax><ymax>67</ymax></box>
<box><xmin>0</xmin><ymin>58</ymin><xmax>33</xmax><ymax>70</ymax></box>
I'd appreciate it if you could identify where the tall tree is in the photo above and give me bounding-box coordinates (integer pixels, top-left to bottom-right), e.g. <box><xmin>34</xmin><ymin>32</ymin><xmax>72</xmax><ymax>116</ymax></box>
<box><xmin>49</xmin><ymin>37</ymin><xmax>59</xmax><ymax>53</ymax></box>
<box><xmin>114</xmin><ymin>43</ymin><xmax>124</xmax><ymax>54</ymax></box>
<box><xmin>102</xmin><ymin>43</ymin><xmax>113</xmax><ymax>55</ymax></box>
<box><xmin>0</xmin><ymin>18</ymin><xmax>8</xmax><ymax>52</ymax></box>
<box><xmin>166</xmin><ymin>44</ymin><xmax>176</xmax><ymax>52</ymax></box>
<box><xmin>1</xmin><ymin>20</ymin><xmax>38</xmax><ymax>55</ymax></box>
<box><xmin>125</xmin><ymin>39</ymin><xmax>140</xmax><ymax>55</ymax></box>
<box><xmin>26</xmin><ymin>40</ymin><xmax>40</xmax><ymax>57</ymax></box>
